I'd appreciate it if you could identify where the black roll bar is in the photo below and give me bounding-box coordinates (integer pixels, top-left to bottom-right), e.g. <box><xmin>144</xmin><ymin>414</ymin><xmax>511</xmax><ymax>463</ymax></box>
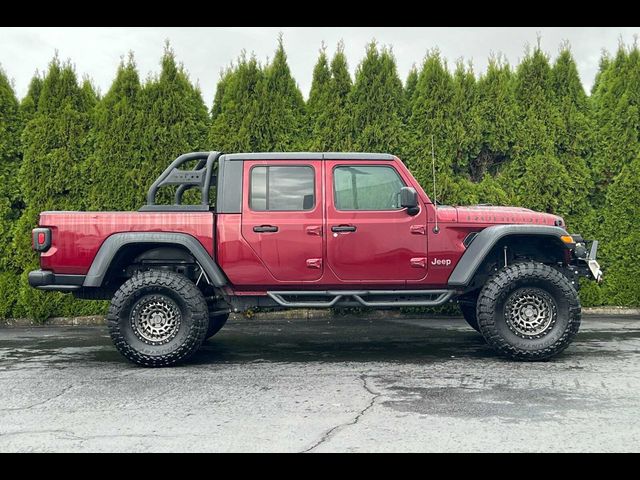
<box><xmin>145</xmin><ymin>151</ymin><xmax>222</xmax><ymax>207</ymax></box>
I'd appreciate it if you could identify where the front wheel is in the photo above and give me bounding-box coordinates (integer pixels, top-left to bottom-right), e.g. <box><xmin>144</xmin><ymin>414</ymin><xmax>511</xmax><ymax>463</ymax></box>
<box><xmin>107</xmin><ymin>270</ymin><xmax>209</xmax><ymax>367</ymax></box>
<box><xmin>477</xmin><ymin>262</ymin><xmax>581</xmax><ymax>361</ymax></box>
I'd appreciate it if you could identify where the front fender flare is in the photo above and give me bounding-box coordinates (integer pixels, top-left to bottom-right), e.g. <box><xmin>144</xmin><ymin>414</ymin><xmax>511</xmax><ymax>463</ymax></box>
<box><xmin>447</xmin><ymin>225</ymin><xmax>571</xmax><ymax>287</ymax></box>
<box><xmin>83</xmin><ymin>232</ymin><xmax>228</xmax><ymax>288</ymax></box>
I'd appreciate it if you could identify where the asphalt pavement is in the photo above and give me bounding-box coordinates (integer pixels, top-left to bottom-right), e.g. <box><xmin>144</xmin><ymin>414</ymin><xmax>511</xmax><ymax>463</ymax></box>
<box><xmin>1</xmin><ymin>314</ymin><xmax>639</xmax><ymax>452</ymax></box>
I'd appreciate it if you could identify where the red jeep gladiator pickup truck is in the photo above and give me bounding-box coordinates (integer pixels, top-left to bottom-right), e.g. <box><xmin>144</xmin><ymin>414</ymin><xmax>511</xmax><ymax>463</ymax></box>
<box><xmin>29</xmin><ymin>151</ymin><xmax>602</xmax><ymax>367</ymax></box>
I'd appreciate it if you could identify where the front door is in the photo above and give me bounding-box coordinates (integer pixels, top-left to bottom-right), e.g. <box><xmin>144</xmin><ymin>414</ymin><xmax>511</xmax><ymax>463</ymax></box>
<box><xmin>325</xmin><ymin>161</ymin><xmax>428</xmax><ymax>282</ymax></box>
<box><xmin>241</xmin><ymin>160</ymin><xmax>324</xmax><ymax>282</ymax></box>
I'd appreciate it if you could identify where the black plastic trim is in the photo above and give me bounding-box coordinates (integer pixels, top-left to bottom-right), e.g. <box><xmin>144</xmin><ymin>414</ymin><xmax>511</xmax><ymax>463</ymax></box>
<box><xmin>83</xmin><ymin>232</ymin><xmax>228</xmax><ymax>288</ymax></box>
<box><xmin>32</xmin><ymin>227</ymin><xmax>51</xmax><ymax>252</ymax></box>
<box><xmin>463</xmin><ymin>231</ymin><xmax>479</xmax><ymax>248</ymax></box>
<box><xmin>28</xmin><ymin>270</ymin><xmax>85</xmax><ymax>291</ymax></box>
<box><xmin>448</xmin><ymin>225</ymin><xmax>571</xmax><ymax>287</ymax></box>
<box><xmin>216</xmin><ymin>157</ymin><xmax>243</xmax><ymax>214</ymax></box>
<box><xmin>139</xmin><ymin>205</ymin><xmax>211</xmax><ymax>212</ymax></box>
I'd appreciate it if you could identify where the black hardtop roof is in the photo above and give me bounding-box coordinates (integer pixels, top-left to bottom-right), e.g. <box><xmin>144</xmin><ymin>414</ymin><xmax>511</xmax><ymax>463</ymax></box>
<box><xmin>220</xmin><ymin>152</ymin><xmax>396</xmax><ymax>161</ymax></box>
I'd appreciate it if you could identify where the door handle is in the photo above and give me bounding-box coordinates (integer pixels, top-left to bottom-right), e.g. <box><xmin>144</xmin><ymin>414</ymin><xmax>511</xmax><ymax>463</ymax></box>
<box><xmin>253</xmin><ymin>225</ymin><xmax>279</xmax><ymax>233</ymax></box>
<box><xmin>331</xmin><ymin>225</ymin><xmax>357</xmax><ymax>233</ymax></box>
<box><xmin>306</xmin><ymin>225</ymin><xmax>322</xmax><ymax>236</ymax></box>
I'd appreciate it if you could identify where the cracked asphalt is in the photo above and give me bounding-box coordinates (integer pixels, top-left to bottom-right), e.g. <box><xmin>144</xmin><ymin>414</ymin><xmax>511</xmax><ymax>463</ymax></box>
<box><xmin>1</xmin><ymin>314</ymin><xmax>640</xmax><ymax>452</ymax></box>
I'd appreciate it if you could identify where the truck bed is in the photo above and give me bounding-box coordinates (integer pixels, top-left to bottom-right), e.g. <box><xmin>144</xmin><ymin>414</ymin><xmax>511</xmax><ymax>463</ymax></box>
<box><xmin>38</xmin><ymin>211</ymin><xmax>215</xmax><ymax>275</ymax></box>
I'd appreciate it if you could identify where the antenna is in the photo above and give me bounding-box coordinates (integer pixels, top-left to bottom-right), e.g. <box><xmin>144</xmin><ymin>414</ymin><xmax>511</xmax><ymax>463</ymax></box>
<box><xmin>431</xmin><ymin>135</ymin><xmax>439</xmax><ymax>234</ymax></box>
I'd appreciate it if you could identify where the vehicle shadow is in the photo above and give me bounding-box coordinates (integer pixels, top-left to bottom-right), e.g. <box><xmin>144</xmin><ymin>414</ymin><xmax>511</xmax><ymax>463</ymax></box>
<box><xmin>190</xmin><ymin>318</ymin><xmax>495</xmax><ymax>365</ymax></box>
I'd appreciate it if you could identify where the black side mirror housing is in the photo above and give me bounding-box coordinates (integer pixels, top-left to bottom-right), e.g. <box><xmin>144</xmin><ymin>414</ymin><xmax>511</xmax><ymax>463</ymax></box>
<box><xmin>400</xmin><ymin>187</ymin><xmax>420</xmax><ymax>216</ymax></box>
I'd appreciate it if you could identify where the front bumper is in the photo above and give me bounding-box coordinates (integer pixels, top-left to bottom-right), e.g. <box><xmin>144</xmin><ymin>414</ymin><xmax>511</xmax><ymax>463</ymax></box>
<box><xmin>570</xmin><ymin>237</ymin><xmax>603</xmax><ymax>283</ymax></box>
<box><xmin>28</xmin><ymin>270</ymin><xmax>85</xmax><ymax>291</ymax></box>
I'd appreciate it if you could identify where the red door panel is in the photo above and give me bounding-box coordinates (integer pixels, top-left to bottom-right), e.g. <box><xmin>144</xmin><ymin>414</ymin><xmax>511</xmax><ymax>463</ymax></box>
<box><xmin>325</xmin><ymin>161</ymin><xmax>428</xmax><ymax>282</ymax></box>
<box><xmin>241</xmin><ymin>160</ymin><xmax>324</xmax><ymax>282</ymax></box>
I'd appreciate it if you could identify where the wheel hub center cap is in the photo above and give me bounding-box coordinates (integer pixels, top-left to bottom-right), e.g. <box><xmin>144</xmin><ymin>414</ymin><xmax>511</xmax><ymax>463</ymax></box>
<box><xmin>504</xmin><ymin>289</ymin><xmax>557</xmax><ymax>338</ymax></box>
<box><xmin>151</xmin><ymin>313</ymin><xmax>165</xmax><ymax>326</ymax></box>
<box><xmin>130</xmin><ymin>295</ymin><xmax>182</xmax><ymax>345</ymax></box>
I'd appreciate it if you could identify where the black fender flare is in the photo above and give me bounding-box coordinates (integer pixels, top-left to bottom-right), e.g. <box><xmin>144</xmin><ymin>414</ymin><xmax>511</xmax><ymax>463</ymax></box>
<box><xmin>82</xmin><ymin>232</ymin><xmax>228</xmax><ymax>288</ymax></box>
<box><xmin>447</xmin><ymin>225</ymin><xmax>571</xmax><ymax>287</ymax></box>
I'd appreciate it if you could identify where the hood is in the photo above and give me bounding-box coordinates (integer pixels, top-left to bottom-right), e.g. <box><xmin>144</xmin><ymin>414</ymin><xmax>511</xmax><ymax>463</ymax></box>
<box><xmin>440</xmin><ymin>205</ymin><xmax>565</xmax><ymax>227</ymax></box>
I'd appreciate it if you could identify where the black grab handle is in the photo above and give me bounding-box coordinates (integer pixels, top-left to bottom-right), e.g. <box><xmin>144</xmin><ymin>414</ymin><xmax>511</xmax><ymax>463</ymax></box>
<box><xmin>253</xmin><ymin>225</ymin><xmax>279</xmax><ymax>233</ymax></box>
<box><xmin>331</xmin><ymin>225</ymin><xmax>357</xmax><ymax>233</ymax></box>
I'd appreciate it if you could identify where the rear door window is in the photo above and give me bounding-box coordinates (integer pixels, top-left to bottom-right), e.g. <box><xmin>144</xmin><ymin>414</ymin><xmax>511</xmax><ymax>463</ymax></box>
<box><xmin>250</xmin><ymin>165</ymin><xmax>315</xmax><ymax>211</ymax></box>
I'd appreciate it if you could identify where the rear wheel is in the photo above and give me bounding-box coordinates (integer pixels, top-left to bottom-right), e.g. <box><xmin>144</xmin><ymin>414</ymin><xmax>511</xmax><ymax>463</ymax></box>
<box><xmin>107</xmin><ymin>270</ymin><xmax>208</xmax><ymax>367</ymax></box>
<box><xmin>477</xmin><ymin>262</ymin><xmax>581</xmax><ymax>361</ymax></box>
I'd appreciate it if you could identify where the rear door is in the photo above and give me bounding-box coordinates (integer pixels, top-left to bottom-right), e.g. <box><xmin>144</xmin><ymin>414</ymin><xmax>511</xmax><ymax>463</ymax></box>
<box><xmin>241</xmin><ymin>160</ymin><xmax>324</xmax><ymax>282</ymax></box>
<box><xmin>325</xmin><ymin>161</ymin><xmax>428</xmax><ymax>282</ymax></box>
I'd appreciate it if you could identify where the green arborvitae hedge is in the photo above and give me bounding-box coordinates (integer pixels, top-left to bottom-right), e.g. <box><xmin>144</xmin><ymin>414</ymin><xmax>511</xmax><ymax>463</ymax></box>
<box><xmin>599</xmin><ymin>153</ymin><xmax>640</xmax><ymax>306</ymax></box>
<box><xmin>13</xmin><ymin>58</ymin><xmax>97</xmax><ymax>319</ymax></box>
<box><xmin>209</xmin><ymin>53</ymin><xmax>266</xmax><ymax>152</ymax></box>
<box><xmin>86</xmin><ymin>54</ymin><xmax>144</xmax><ymax>211</ymax></box>
<box><xmin>307</xmin><ymin>42</ymin><xmax>353</xmax><ymax>151</ymax></box>
<box><xmin>258</xmin><ymin>37</ymin><xmax>307</xmax><ymax>151</ymax></box>
<box><xmin>0</xmin><ymin>67</ymin><xmax>23</xmax><ymax>317</ymax></box>
<box><xmin>0</xmin><ymin>37</ymin><xmax>639</xmax><ymax>320</ymax></box>
<box><xmin>350</xmin><ymin>42</ymin><xmax>406</xmax><ymax>154</ymax></box>
<box><xmin>136</xmin><ymin>45</ymin><xmax>209</xmax><ymax>204</ymax></box>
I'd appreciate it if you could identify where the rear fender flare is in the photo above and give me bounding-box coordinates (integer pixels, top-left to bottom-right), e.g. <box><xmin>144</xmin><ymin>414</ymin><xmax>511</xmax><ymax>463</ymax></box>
<box><xmin>83</xmin><ymin>232</ymin><xmax>228</xmax><ymax>287</ymax></box>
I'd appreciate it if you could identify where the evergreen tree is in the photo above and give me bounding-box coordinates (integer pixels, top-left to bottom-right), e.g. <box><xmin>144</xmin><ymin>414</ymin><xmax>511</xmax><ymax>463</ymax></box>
<box><xmin>451</xmin><ymin>60</ymin><xmax>481</xmax><ymax>178</ymax></box>
<box><xmin>307</xmin><ymin>42</ymin><xmax>353</xmax><ymax>150</ymax></box>
<box><xmin>210</xmin><ymin>67</ymin><xmax>232</xmax><ymax>123</ymax></box>
<box><xmin>404</xmin><ymin>65</ymin><xmax>418</xmax><ymax>120</ymax></box>
<box><xmin>587</xmin><ymin>42</ymin><xmax>640</xmax><ymax>306</ymax></box>
<box><xmin>0</xmin><ymin>67</ymin><xmax>22</xmax><ymax>317</ymax></box>
<box><xmin>137</xmin><ymin>45</ymin><xmax>209</xmax><ymax>203</ymax></box>
<box><xmin>406</xmin><ymin>50</ymin><xmax>458</xmax><ymax>201</ymax></box>
<box><xmin>209</xmin><ymin>53</ymin><xmax>266</xmax><ymax>152</ymax></box>
<box><xmin>0</xmin><ymin>67</ymin><xmax>22</xmax><ymax>236</ymax></box>
<box><xmin>590</xmin><ymin>43</ymin><xmax>640</xmax><ymax>204</ymax></box>
<box><xmin>13</xmin><ymin>57</ymin><xmax>96</xmax><ymax>319</ymax></box>
<box><xmin>257</xmin><ymin>36</ymin><xmax>307</xmax><ymax>151</ymax></box>
<box><xmin>325</xmin><ymin>43</ymin><xmax>353</xmax><ymax>150</ymax></box>
<box><xmin>80</xmin><ymin>78</ymin><xmax>100</xmax><ymax>107</ymax></box>
<box><xmin>306</xmin><ymin>46</ymin><xmax>332</xmax><ymax>150</ymax></box>
<box><xmin>405</xmin><ymin>66</ymin><xmax>418</xmax><ymax>104</ymax></box>
<box><xmin>550</xmin><ymin>43</ymin><xmax>594</xmax><ymax>229</ymax></box>
<box><xmin>598</xmin><ymin>154</ymin><xmax>640</xmax><ymax>305</ymax></box>
<box><xmin>19</xmin><ymin>73</ymin><xmax>43</xmax><ymax>124</ymax></box>
<box><xmin>86</xmin><ymin>54</ymin><xmax>145</xmax><ymax>211</ymax></box>
<box><xmin>350</xmin><ymin>42</ymin><xmax>406</xmax><ymax>154</ymax></box>
<box><xmin>498</xmin><ymin>44</ymin><xmax>576</xmax><ymax>217</ymax></box>
<box><xmin>331</xmin><ymin>42</ymin><xmax>352</xmax><ymax>104</ymax></box>
<box><xmin>473</xmin><ymin>55</ymin><xmax>516</xmax><ymax>182</ymax></box>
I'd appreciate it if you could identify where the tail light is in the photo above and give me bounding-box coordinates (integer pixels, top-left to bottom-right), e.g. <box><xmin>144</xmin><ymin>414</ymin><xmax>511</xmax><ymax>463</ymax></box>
<box><xmin>32</xmin><ymin>228</ymin><xmax>51</xmax><ymax>252</ymax></box>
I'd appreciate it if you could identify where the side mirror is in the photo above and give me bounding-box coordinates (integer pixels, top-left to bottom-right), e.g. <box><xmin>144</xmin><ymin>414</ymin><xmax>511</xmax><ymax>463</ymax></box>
<box><xmin>400</xmin><ymin>187</ymin><xmax>420</xmax><ymax>216</ymax></box>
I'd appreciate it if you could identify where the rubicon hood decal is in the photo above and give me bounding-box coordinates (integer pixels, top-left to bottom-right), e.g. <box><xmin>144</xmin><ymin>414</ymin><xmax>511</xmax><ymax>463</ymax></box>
<box><xmin>455</xmin><ymin>206</ymin><xmax>560</xmax><ymax>226</ymax></box>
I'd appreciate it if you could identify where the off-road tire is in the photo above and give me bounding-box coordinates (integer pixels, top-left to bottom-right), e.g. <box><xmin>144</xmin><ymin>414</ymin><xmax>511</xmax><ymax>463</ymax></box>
<box><xmin>477</xmin><ymin>262</ymin><xmax>581</xmax><ymax>361</ymax></box>
<box><xmin>206</xmin><ymin>313</ymin><xmax>230</xmax><ymax>340</ymax></box>
<box><xmin>107</xmin><ymin>270</ymin><xmax>209</xmax><ymax>367</ymax></box>
<box><xmin>459</xmin><ymin>302</ymin><xmax>480</xmax><ymax>333</ymax></box>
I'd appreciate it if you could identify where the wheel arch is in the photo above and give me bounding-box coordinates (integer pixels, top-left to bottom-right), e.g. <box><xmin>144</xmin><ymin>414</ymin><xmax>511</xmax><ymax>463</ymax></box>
<box><xmin>83</xmin><ymin>232</ymin><xmax>228</xmax><ymax>288</ymax></box>
<box><xmin>449</xmin><ymin>225</ymin><xmax>571</xmax><ymax>290</ymax></box>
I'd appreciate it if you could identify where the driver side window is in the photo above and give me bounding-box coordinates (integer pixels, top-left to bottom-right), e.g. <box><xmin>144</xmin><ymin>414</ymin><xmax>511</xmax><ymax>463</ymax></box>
<box><xmin>333</xmin><ymin>165</ymin><xmax>406</xmax><ymax>211</ymax></box>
